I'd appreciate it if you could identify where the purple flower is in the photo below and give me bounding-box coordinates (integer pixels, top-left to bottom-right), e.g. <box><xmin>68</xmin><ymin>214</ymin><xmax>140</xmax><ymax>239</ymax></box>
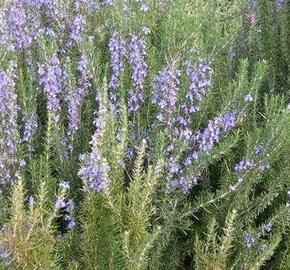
<box><xmin>108</xmin><ymin>32</ymin><xmax>126</xmax><ymax>113</ymax></box>
<box><xmin>101</xmin><ymin>0</ymin><xmax>114</xmax><ymax>6</ymax></box>
<box><xmin>0</xmin><ymin>61</ymin><xmax>19</xmax><ymax>185</ymax></box>
<box><xmin>152</xmin><ymin>66</ymin><xmax>182</xmax><ymax>192</ymax></box>
<box><xmin>67</xmin><ymin>54</ymin><xmax>92</xmax><ymax>137</ymax></box>
<box><xmin>127</xmin><ymin>89</ymin><xmax>144</xmax><ymax>113</ymax></box>
<box><xmin>168</xmin><ymin>158</ymin><xmax>181</xmax><ymax>174</ymax></box>
<box><xmin>172</xmin><ymin>175</ymin><xmax>194</xmax><ymax>192</ymax></box>
<box><xmin>234</xmin><ymin>159</ymin><xmax>255</xmax><ymax>173</ymax></box>
<box><xmin>25</xmin><ymin>0</ymin><xmax>57</xmax><ymax>11</ymax></box>
<box><xmin>195</xmin><ymin>111</ymin><xmax>237</xmax><ymax>152</ymax></box>
<box><xmin>0</xmin><ymin>7</ymin><xmax>13</xmax><ymax>50</ymax></box>
<box><xmin>7</xmin><ymin>2</ymin><xmax>32</xmax><ymax>50</ymax></box>
<box><xmin>39</xmin><ymin>0</ymin><xmax>60</xmax><ymax>19</ymax></box>
<box><xmin>244</xmin><ymin>232</ymin><xmax>256</xmax><ymax>248</ymax></box>
<box><xmin>55</xmin><ymin>197</ymin><xmax>66</xmax><ymax>210</ymax></box>
<box><xmin>74</xmin><ymin>0</ymin><xmax>96</xmax><ymax>12</ymax></box>
<box><xmin>254</xmin><ymin>144</ymin><xmax>265</xmax><ymax>156</ymax></box>
<box><xmin>67</xmin><ymin>15</ymin><xmax>86</xmax><ymax>47</ymax></box>
<box><xmin>78</xmin><ymin>150</ymin><xmax>109</xmax><ymax>192</ymax></box>
<box><xmin>173</xmin><ymin>59</ymin><xmax>213</xmax><ymax>141</ymax></box>
<box><xmin>66</xmin><ymin>199</ymin><xmax>75</xmax><ymax>212</ymax></box>
<box><xmin>78</xmin><ymin>94</ymin><xmax>109</xmax><ymax>193</ymax></box>
<box><xmin>167</xmin><ymin>149</ymin><xmax>198</xmax><ymax>192</ymax></box>
<box><xmin>0</xmin><ymin>249</ymin><xmax>9</xmax><ymax>261</ymax></box>
<box><xmin>38</xmin><ymin>54</ymin><xmax>63</xmax><ymax>123</ymax></box>
<box><xmin>126</xmin><ymin>147</ymin><xmax>134</xmax><ymax>160</ymax></box>
<box><xmin>129</xmin><ymin>35</ymin><xmax>147</xmax><ymax>90</ymax></box>
<box><xmin>128</xmin><ymin>35</ymin><xmax>147</xmax><ymax>113</ymax></box>
<box><xmin>152</xmin><ymin>66</ymin><xmax>181</xmax><ymax>124</ymax></box>
<box><xmin>185</xmin><ymin>59</ymin><xmax>213</xmax><ymax>102</ymax></box>
<box><xmin>276</xmin><ymin>0</ymin><xmax>284</xmax><ymax>9</ymax></box>
<box><xmin>174</xmin><ymin>105</ymin><xmax>196</xmax><ymax>141</ymax></box>
<box><xmin>77</xmin><ymin>53</ymin><xmax>92</xmax><ymax>92</ymax></box>
<box><xmin>67</xmin><ymin>218</ymin><xmax>76</xmax><ymax>230</ymax></box>
<box><xmin>54</xmin><ymin>185</ymin><xmax>76</xmax><ymax>232</ymax></box>
<box><xmin>183</xmin><ymin>151</ymin><xmax>199</xmax><ymax>167</ymax></box>
<box><xmin>67</xmin><ymin>88</ymin><xmax>83</xmax><ymax>136</ymax></box>
<box><xmin>22</xmin><ymin>112</ymin><xmax>38</xmax><ymax>143</ymax></box>
<box><xmin>91</xmin><ymin>94</ymin><xmax>106</xmax><ymax>140</ymax></box>
<box><xmin>261</xmin><ymin>222</ymin><xmax>272</xmax><ymax>235</ymax></box>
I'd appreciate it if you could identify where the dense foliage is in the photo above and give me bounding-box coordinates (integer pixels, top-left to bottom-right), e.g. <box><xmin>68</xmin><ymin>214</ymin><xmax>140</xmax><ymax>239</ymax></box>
<box><xmin>0</xmin><ymin>0</ymin><xmax>290</xmax><ymax>269</ymax></box>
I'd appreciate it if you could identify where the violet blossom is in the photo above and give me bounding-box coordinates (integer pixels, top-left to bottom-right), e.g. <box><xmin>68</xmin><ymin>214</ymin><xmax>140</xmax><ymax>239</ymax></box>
<box><xmin>128</xmin><ymin>34</ymin><xmax>148</xmax><ymax>113</ymax></box>
<box><xmin>38</xmin><ymin>54</ymin><xmax>63</xmax><ymax>124</ymax></box>
<box><xmin>108</xmin><ymin>32</ymin><xmax>126</xmax><ymax>113</ymax></box>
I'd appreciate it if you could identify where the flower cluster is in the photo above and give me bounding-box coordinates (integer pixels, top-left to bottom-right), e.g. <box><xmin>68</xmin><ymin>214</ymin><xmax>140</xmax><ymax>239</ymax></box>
<box><xmin>67</xmin><ymin>88</ymin><xmax>84</xmax><ymax>137</ymax></box>
<box><xmin>101</xmin><ymin>0</ymin><xmax>114</xmax><ymax>6</ymax></box>
<box><xmin>55</xmin><ymin>181</ymin><xmax>76</xmax><ymax>231</ymax></box>
<box><xmin>108</xmin><ymin>32</ymin><xmax>126</xmax><ymax>113</ymax></box>
<box><xmin>234</xmin><ymin>159</ymin><xmax>255</xmax><ymax>174</ymax></box>
<box><xmin>127</xmin><ymin>89</ymin><xmax>144</xmax><ymax>114</ymax></box>
<box><xmin>0</xmin><ymin>7</ymin><xmax>13</xmax><ymax>51</ymax></box>
<box><xmin>92</xmin><ymin>95</ymin><xmax>106</xmax><ymax>141</ymax></box>
<box><xmin>174</xmin><ymin>105</ymin><xmax>195</xmax><ymax>140</ymax></box>
<box><xmin>261</xmin><ymin>222</ymin><xmax>272</xmax><ymax>235</ymax></box>
<box><xmin>168</xmin><ymin>111</ymin><xmax>238</xmax><ymax>192</ymax></box>
<box><xmin>74</xmin><ymin>0</ymin><xmax>96</xmax><ymax>12</ymax></box>
<box><xmin>254</xmin><ymin>144</ymin><xmax>265</xmax><ymax>156</ymax></box>
<box><xmin>38</xmin><ymin>54</ymin><xmax>63</xmax><ymax>124</ymax></box>
<box><xmin>152</xmin><ymin>66</ymin><xmax>181</xmax><ymax>125</ymax></box>
<box><xmin>152</xmin><ymin>62</ymin><xmax>212</xmax><ymax>192</ymax></box>
<box><xmin>78</xmin><ymin>94</ymin><xmax>109</xmax><ymax>193</ymax></box>
<box><xmin>22</xmin><ymin>112</ymin><xmax>38</xmax><ymax>152</ymax></box>
<box><xmin>276</xmin><ymin>0</ymin><xmax>284</xmax><ymax>9</ymax></box>
<box><xmin>129</xmin><ymin>35</ymin><xmax>147</xmax><ymax>89</ymax></box>
<box><xmin>77</xmin><ymin>53</ymin><xmax>92</xmax><ymax>94</ymax></box>
<box><xmin>166</xmin><ymin>144</ymin><xmax>198</xmax><ymax>192</ymax></box>
<box><xmin>244</xmin><ymin>231</ymin><xmax>256</xmax><ymax>248</ymax></box>
<box><xmin>235</xmin><ymin>145</ymin><xmax>270</xmax><ymax>175</ymax></box>
<box><xmin>174</xmin><ymin>59</ymin><xmax>213</xmax><ymax>141</ymax></box>
<box><xmin>184</xmin><ymin>59</ymin><xmax>213</xmax><ymax>102</ymax></box>
<box><xmin>128</xmin><ymin>35</ymin><xmax>147</xmax><ymax>113</ymax></box>
<box><xmin>25</xmin><ymin>0</ymin><xmax>59</xmax><ymax>19</ymax></box>
<box><xmin>0</xmin><ymin>249</ymin><xmax>8</xmax><ymax>263</ymax></box>
<box><xmin>171</xmin><ymin>168</ymin><xmax>197</xmax><ymax>193</ymax></box>
<box><xmin>67</xmin><ymin>54</ymin><xmax>92</xmax><ymax>137</ymax></box>
<box><xmin>195</xmin><ymin>111</ymin><xmax>237</xmax><ymax>152</ymax></box>
<box><xmin>78</xmin><ymin>151</ymin><xmax>109</xmax><ymax>192</ymax></box>
<box><xmin>0</xmin><ymin>61</ymin><xmax>19</xmax><ymax>185</ymax></box>
<box><xmin>67</xmin><ymin>15</ymin><xmax>86</xmax><ymax>47</ymax></box>
<box><xmin>7</xmin><ymin>2</ymin><xmax>32</xmax><ymax>50</ymax></box>
<box><xmin>229</xmin><ymin>143</ymin><xmax>270</xmax><ymax>191</ymax></box>
<box><xmin>25</xmin><ymin>0</ymin><xmax>57</xmax><ymax>8</ymax></box>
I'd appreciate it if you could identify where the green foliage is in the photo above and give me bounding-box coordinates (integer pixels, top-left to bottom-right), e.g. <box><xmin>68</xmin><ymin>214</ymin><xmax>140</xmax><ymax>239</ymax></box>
<box><xmin>0</xmin><ymin>179</ymin><xmax>60</xmax><ymax>270</ymax></box>
<box><xmin>1</xmin><ymin>0</ymin><xmax>290</xmax><ymax>269</ymax></box>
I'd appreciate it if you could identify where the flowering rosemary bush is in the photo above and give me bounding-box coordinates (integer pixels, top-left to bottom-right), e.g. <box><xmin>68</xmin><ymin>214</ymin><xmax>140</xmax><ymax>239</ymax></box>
<box><xmin>0</xmin><ymin>0</ymin><xmax>290</xmax><ymax>269</ymax></box>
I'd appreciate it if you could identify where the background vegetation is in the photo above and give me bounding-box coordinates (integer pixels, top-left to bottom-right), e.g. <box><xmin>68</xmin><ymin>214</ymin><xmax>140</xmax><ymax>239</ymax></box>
<box><xmin>0</xmin><ymin>0</ymin><xmax>290</xmax><ymax>269</ymax></box>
